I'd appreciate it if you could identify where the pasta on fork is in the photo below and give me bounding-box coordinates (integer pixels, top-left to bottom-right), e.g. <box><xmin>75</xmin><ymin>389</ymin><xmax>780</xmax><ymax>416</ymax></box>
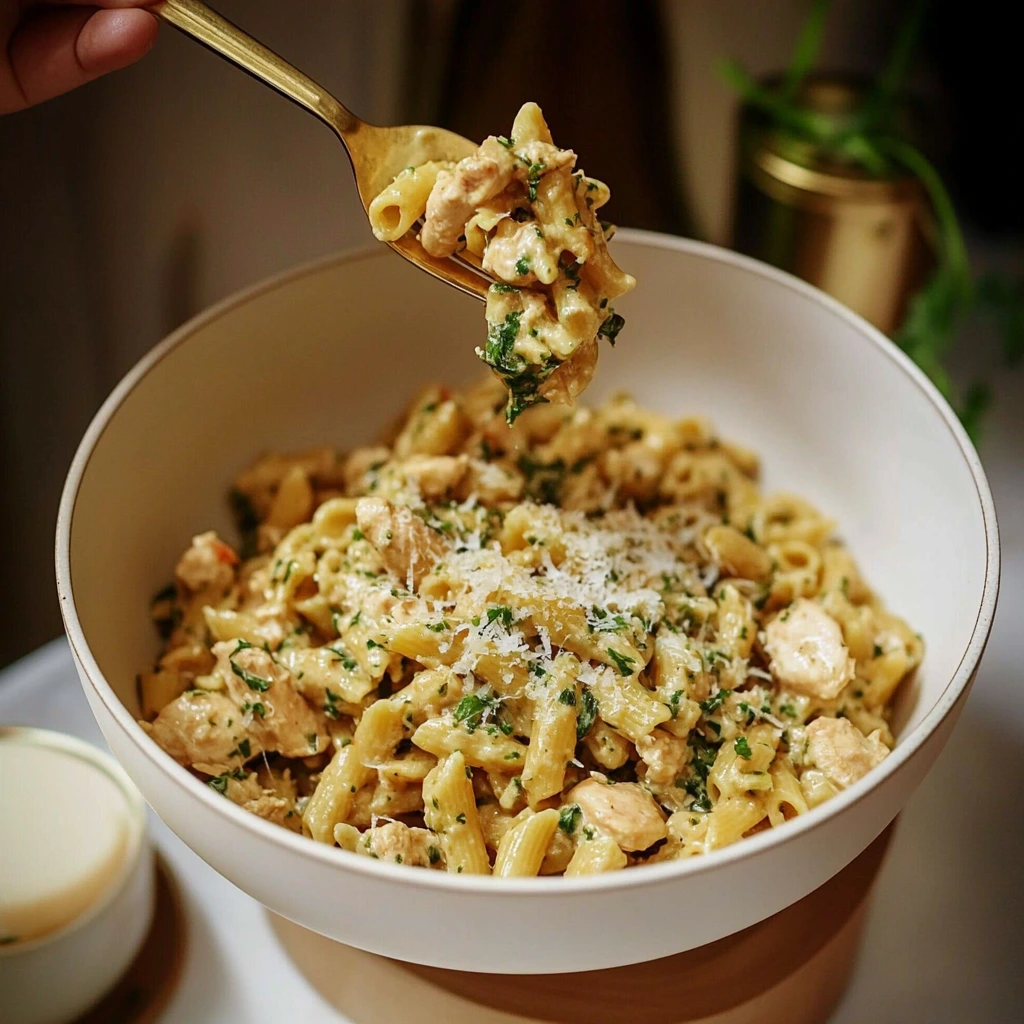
<box><xmin>138</xmin><ymin>378</ymin><xmax>922</xmax><ymax>878</ymax></box>
<box><xmin>368</xmin><ymin>103</ymin><xmax>636</xmax><ymax>422</ymax></box>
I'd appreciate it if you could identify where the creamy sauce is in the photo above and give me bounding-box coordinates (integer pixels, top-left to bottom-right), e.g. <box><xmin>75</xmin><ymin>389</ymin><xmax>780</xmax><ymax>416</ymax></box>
<box><xmin>0</xmin><ymin>739</ymin><xmax>130</xmax><ymax>945</ymax></box>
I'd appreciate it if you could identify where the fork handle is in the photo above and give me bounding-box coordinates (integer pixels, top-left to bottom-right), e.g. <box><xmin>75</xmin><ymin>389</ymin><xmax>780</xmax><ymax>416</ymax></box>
<box><xmin>151</xmin><ymin>0</ymin><xmax>360</xmax><ymax>139</ymax></box>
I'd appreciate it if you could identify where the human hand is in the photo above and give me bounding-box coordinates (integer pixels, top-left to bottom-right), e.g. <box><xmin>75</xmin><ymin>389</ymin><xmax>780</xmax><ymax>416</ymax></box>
<box><xmin>1</xmin><ymin>1</ymin><xmax>158</xmax><ymax>114</ymax></box>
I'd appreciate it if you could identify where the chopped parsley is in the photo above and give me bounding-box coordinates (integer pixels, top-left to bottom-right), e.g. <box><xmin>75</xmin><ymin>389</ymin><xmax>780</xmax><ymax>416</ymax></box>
<box><xmin>427</xmin><ymin>845</ymin><xmax>442</xmax><ymax>864</ymax></box>
<box><xmin>698</xmin><ymin>689</ymin><xmax>731</xmax><ymax>715</ymax></box>
<box><xmin>480</xmin><ymin>310</ymin><xmax>556</xmax><ymax>424</ymax></box>
<box><xmin>734</xmin><ymin>736</ymin><xmax>753</xmax><ymax>759</ymax></box>
<box><xmin>576</xmin><ymin>688</ymin><xmax>599</xmax><ymax>740</ymax></box>
<box><xmin>597</xmin><ymin>312</ymin><xmax>625</xmax><ymax>346</ymax></box>
<box><xmin>228</xmin><ymin>738</ymin><xmax>251</xmax><ymax>760</ymax></box>
<box><xmin>486</xmin><ymin>605</ymin><xmax>514</xmax><ymax>630</ymax></box>
<box><xmin>241</xmin><ymin>700</ymin><xmax>265</xmax><ymax>718</ymax></box>
<box><xmin>328</xmin><ymin>644</ymin><xmax>359</xmax><ymax>671</ymax></box>
<box><xmin>525</xmin><ymin>161</ymin><xmax>546</xmax><ymax>200</ymax></box>
<box><xmin>426</xmin><ymin>621</ymin><xmax>450</xmax><ymax>633</ymax></box>
<box><xmin>228</xmin><ymin>640</ymin><xmax>271</xmax><ymax>692</ymax></box>
<box><xmin>514</xmin><ymin>255</ymin><xmax>531</xmax><ymax>277</ymax></box>
<box><xmin>324</xmin><ymin>689</ymin><xmax>342</xmax><ymax>720</ymax></box>
<box><xmin>558</xmin><ymin>803</ymin><xmax>582</xmax><ymax>835</ymax></box>
<box><xmin>208</xmin><ymin>768</ymin><xmax>249</xmax><ymax>794</ymax></box>
<box><xmin>606</xmin><ymin>648</ymin><xmax>635</xmax><ymax>677</ymax></box>
<box><xmin>453</xmin><ymin>688</ymin><xmax>509</xmax><ymax>735</ymax></box>
<box><xmin>557</xmin><ymin>688</ymin><xmax>577</xmax><ymax>706</ymax></box>
<box><xmin>587</xmin><ymin>606</ymin><xmax>629</xmax><ymax>634</ymax></box>
<box><xmin>455</xmin><ymin>812</ymin><xmax>467</xmax><ymax>824</ymax></box>
<box><xmin>680</xmin><ymin>733</ymin><xmax>720</xmax><ymax>812</ymax></box>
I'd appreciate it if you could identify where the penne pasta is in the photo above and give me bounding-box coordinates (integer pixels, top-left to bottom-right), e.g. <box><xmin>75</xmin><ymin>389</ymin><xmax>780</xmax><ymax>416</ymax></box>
<box><xmin>140</xmin><ymin>378</ymin><xmax>921</xmax><ymax>876</ymax></box>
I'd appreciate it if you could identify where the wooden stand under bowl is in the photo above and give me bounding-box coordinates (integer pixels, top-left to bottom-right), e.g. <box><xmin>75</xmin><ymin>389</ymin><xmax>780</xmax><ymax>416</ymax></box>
<box><xmin>268</xmin><ymin>824</ymin><xmax>894</xmax><ymax>1024</ymax></box>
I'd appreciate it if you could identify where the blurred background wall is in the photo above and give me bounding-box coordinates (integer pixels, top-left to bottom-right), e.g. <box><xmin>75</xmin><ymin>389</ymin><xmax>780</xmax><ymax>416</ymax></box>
<box><xmin>0</xmin><ymin>0</ymin><xmax>1009</xmax><ymax>668</ymax></box>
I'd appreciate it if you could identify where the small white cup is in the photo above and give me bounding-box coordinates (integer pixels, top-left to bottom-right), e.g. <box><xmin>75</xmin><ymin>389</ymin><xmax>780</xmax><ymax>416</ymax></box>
<box><xmin>0</xmin><ymin>727</ymin><xmax>154</xmax><ymax>1024</ymax></box>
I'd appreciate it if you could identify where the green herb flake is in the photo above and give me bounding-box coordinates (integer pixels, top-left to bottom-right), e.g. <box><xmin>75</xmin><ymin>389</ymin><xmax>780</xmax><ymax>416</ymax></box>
<box><xmin>558</xmin><ymin>803</ymin><xmax>582</xmax><ymax>835</ymax></box>
<box><xmin>698</xmin><ymin>689</ymin><xmax>732</xmax><ymax>715</ymax></box>
<box><xmin>324</xmin><ymin>689</ymin><xmax>342</xmax><ymax>720</ymax></box>
<box><xmin>734</xmin><ymin>736</ymin><xmax>753</xmax><ymax>759</ymax></box>
<box><xmin>557</xmin><ymin>688</ymin><xmax>577</xmax><ymax>707</ymax></box>
<box><xmin>597</xmin><ymin>312</ymin><xmax>625</xmax><ymax>346</ymax></box>
<box><xmin>208</xmin><ymin>768</ymin><xmax>249</xmax><ymax>794</ymax></box>
<box><xmin>668</xmin><ymin>690</ymin><xmax>684</xmax><ymax>719</ymax></box>
<box><xmin>328</xmin><ymin>645</ymin><xmax>359</xmax><ymax>671</ymax></box>
<box><xmin>228</xmin><ymin>640</ymin><xmax>272</xmax><ymax>692</ymax></box>
<box><xmin>606</xmin><ymin>648</ymin><xmax>635</xmax><ymax>677</ymax></box>
<box><xmin>576</xmin><ymin>688</ymin><xmax>599</xmax><ymax>740</ymax></box>
<box><xmin>486</xmin><ymin>605</ymin><xmax>514</xmax><ymax>630</ymax></box>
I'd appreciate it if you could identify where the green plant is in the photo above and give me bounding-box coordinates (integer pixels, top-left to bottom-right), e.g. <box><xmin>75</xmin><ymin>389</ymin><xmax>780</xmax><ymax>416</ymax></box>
<box><xmin>721</xmin><ymin>0</ymin><xmax>1019</xmax><ymax>440</ymax></box>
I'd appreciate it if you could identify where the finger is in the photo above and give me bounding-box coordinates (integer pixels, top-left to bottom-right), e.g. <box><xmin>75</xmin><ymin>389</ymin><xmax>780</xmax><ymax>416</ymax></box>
<box><xmin>34</xmin><ymin>2</ymin><xmax>154</xmax><ymax>7</ymax></box>
<box><xmin>3</xmin><ymin>7</ymin><xmax>158</xmax><ymax>114</ymax></box>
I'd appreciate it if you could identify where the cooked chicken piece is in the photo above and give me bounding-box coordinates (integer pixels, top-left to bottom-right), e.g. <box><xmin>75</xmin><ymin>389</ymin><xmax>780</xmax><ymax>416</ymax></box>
<box><xmin>145</xmin><ymin>689</ymin><xmax>249</xmax><ymax>769</ymax></box>
<box><xmin>213</xmin><ymin>641</ymin><xmax>329</xmax><ymax>759</ymax></box>
<box><xmin>355</xmin><ymin>497</ymin><xmax>449</xmax><ymax>590</ymax></box>
<box><xmin>764</xmin><ymin>598</ymin><xmax>855</xmax><ymax>700</ymax></box>
<box><xmin>421</xmin><ymin>137</ymin><xmax>517</xmax><ymax>256</ymax></box>
<box><xmin>197</xmin><ymin>761</ymin><xmax>302</xmax><ymax>832</ymax></box>
<box><xmin>244</xmin><ymin>793</ymin><xmax>301</xmax><ymax>832</ymax></box>
<box><xmin>482</xmin><ymin>218</ymin><xmax>560</xmax><ymax>285</ymax></box>
<box><xmin>343</xmin><ymin>445</ymin><xmax>392</xmax><ymax>495</ymax></box>
<box><xmin>397</xmin><ymin>455</ymin><xmax>469</xmax><ymax>500</ymax></box>
<box><xmin>805</xmin><ymin>717</ymin><xmax>888</xmax><ymax>790</ymax></box>
<box><xmin>174</xmin><ymin>531</ymin><xmax>238</xmax><ymax>593</ymax></box>
<box><xmin>635</xmin><ymin>729</ymin><xmax>689</xmax><ymax>787</ymax></box>
<box><xmin>568</xmin><ymin>778</ymin><xmax>668</xmax><ymax>852</ymax></box>
<box><xmin>361</xmin><ymin>820</ymin><xmax>438</xmax><ymax>867</ymax></box>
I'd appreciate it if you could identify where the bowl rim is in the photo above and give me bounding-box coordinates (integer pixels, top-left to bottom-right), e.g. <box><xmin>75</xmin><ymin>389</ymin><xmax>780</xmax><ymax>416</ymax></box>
<box><xmin>55</xmin><ymin>230</ymin><xmax>1000</xmax><ymax>896</ymax></box>
<box><xmin>0</xmin><ymin>725</ymin><xmax>148</xmax><ymax>956</ymax></box>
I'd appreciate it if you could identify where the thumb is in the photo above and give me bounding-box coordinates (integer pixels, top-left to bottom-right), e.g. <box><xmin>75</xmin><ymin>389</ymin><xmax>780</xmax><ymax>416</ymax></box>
<box><xmin>3</xmin><ymin>6</ymin><xmax>158</xmax><ymax>114</ymax></box>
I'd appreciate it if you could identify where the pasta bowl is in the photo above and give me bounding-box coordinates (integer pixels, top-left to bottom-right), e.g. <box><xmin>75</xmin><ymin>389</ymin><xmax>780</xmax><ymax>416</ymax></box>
<box><xmin>56</xmin><ymin>233</ymin><xmax>998</xmax><ymax>973</ymax></box>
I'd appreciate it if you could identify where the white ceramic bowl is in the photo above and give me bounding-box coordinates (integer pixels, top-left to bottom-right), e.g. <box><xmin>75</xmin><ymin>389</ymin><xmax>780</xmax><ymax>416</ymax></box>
<box><xmin>56</xmin><ymin>233</ymin><xmax>999</xmax><ymax>973</ymax></box>
<box><xmin>0</xmin><ymin>728</ymin><xmax>154</xmax><ymax>1024</ymax></box>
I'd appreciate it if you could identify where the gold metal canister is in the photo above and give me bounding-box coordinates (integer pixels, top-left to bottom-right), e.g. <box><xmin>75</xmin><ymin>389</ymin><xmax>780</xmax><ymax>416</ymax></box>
<box><xmin>731</xmin><ymin>77</ymin><xmax>933</xmax><ymax>335</ymax></box>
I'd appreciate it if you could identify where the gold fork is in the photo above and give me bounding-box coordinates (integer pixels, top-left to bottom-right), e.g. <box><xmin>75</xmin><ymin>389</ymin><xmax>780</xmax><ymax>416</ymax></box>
<box><xmin>151</xmin><ymin>0</ymin><xmax>490</xmax><ymax>300</ymax></box>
